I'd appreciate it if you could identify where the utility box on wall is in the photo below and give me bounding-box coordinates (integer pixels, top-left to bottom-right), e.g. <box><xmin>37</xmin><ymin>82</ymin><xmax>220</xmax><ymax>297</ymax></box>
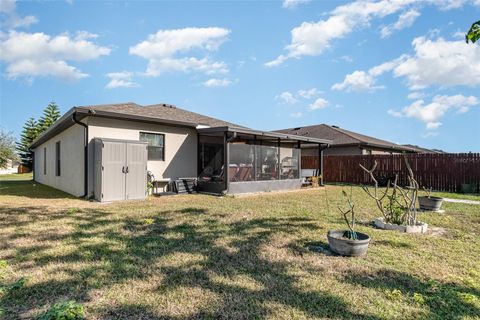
<box><xmin>93</xmin><ymin>138</ymin><xmax>148</xmax><ymax>202</ymax></box>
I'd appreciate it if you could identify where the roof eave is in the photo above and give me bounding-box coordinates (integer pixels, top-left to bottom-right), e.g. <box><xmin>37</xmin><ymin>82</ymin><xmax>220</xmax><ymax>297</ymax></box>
<box><xmin>197</xmin><ymin>126</ymin><xmax>332</xmax><ymax>144</ymax></box>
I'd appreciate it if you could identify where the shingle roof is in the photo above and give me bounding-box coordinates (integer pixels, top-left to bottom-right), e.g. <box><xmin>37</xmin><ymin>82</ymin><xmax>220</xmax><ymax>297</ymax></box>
<box><xmin>30</xmin><ymin>102</ymin><xmax>248</xmax><ymax>148</ymax></box>
<box><xmin>78</xmin><ymin>102</ymin><xmax>247</xmax><ymax>128</ymax></box>
<box><xmin>275</xmin><ymin>124</ymin><xmax>415</xmax><ymax>152</ymax></box>
<box><xmin>402</xmin><ymin>144</ymin><xmax>445</xmax><ymax>154</ymax></box>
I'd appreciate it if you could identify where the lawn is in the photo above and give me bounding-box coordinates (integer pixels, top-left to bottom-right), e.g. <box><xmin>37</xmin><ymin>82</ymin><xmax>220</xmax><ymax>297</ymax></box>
<box><xmin>0</xmin><ymin>178</ymin><xmax>479</xmax><ymax>319</ymax></box>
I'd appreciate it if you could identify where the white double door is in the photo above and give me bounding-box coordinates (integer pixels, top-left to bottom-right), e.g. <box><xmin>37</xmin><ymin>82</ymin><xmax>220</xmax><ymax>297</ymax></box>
<box><xmin>102</xmin><ymin>141</ymin><xmax>147</xmax><ymax>201</ymax></box>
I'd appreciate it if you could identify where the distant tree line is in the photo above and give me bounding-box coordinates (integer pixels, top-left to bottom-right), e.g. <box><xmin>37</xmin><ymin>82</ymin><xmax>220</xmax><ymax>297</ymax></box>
<box><xmin>16</xmin><ymin>102</ymin><xmax>61</xmax><ymax>170</ymax></box>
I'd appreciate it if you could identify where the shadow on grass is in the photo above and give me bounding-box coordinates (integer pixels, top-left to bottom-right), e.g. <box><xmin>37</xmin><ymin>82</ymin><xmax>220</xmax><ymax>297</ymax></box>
<box><xmin>0</xmin><ymin>180</ymin><xmax>77</xmax><ymax>199</ymax></box>
<box><xmin>343</xmin><ymin>269</ymin><xmax>480</xmax><ymax>320</ymax></box>
<box><xmin>0</xmin><ymin>204</ymin><xmax>383</xmax><ymax>319</ymax></box>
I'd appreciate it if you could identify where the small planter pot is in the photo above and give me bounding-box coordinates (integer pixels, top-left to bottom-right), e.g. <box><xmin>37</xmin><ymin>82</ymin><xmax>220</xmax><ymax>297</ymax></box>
<box><xmin>418</xmin><ymin>196</ymin><xmax>443</xmax><ymax>211</ymax></box>
<box><xmin>327</xmin><ymin>230</ymin><xmax>370</xmax><ymax>257</ymax></box>
<box><xmin>374</xmin><ymin>217</ymin><xmax>428</xmax><ymax>234</ymax></box>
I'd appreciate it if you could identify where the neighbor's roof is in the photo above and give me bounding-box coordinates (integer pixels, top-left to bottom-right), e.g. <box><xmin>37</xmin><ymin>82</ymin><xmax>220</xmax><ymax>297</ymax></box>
<box><xmin>275</xmin><ymin>124</ymin><xmax>415</xmax><ymax>152</ymax></box>
<box><xmin>30</xmin><ymin>102</ymin><xmax>247</xmax><ymax>148</ymax></box>
<box><xmin>402</xmin><ymin>144</ymin><xmax>445</xmax><ymax>154</ymax></box>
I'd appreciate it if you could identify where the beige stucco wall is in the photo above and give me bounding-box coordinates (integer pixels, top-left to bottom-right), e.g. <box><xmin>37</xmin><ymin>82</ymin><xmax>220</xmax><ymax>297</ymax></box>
<box><xmin>33</xmin><ymin>124</ymin><xmax>85</xmax><ymax>196</ymax></box>
<box><xmin>86</xmin><ymin>117</ymin><xmax>197</xmax><ymax>196</ymax></box>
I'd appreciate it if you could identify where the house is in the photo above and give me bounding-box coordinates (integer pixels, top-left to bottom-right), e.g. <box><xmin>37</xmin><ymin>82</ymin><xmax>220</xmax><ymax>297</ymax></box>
<box><xmin>30</xmin><ymin>103</ymin><xmax>330</xmax><ymax>201</ymax></box>
<box><xmin>402</xmin><ymin>144</ymin><xmax>445</xmax><ymax>154</ymax></box>
<box><xmin>275</xmin><ymin>124</ymin><xmax>417</xmax><ymax>156</ymax></box>
<box><xmin>0</xmin><ymin>159</ymin><xmax>20</xmax><ymax>175</ymax></box>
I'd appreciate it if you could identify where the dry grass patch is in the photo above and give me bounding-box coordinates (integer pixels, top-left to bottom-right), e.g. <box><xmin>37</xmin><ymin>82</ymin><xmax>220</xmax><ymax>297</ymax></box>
<box><xmin>0</xmin><ymin>179</ymin><xmax>479</xmax><ymax>319</ymax></box>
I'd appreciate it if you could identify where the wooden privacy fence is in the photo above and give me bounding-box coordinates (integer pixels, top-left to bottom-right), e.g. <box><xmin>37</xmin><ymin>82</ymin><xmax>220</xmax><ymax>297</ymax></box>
<box><xmin>302</xmin><ymin>153</ymin><xmax>480</xmax><ymax>192</ymax></box>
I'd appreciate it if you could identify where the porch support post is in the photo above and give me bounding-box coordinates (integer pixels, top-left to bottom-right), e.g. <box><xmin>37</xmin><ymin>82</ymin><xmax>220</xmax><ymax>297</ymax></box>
<box><xmin>224</xmin><ymin>132</ymin><xmax>229</xmax><ymax>193</ymax></box>
<box><xmin>277</xmin><ymin>138</ymin><xmax>281</xmax><ymax>180</ymax></box>
<box><xmin>318</xmin><ymin>144</ymin><xmax>324</xmax><ymax>186</ymax></box>
<box><xmin>197</xmin><ymin>134</ymin><xmax>201</xmax><ymax>177</ymax></box>
<box><xmin>253</xmin><ymin>135</ymin><xmax>257</xmax><ymax>181</ymax></box>
<box><xmin>297</xmin><ymin>141</ymin><xmax>301</xmax><ymax>177</ymax></box>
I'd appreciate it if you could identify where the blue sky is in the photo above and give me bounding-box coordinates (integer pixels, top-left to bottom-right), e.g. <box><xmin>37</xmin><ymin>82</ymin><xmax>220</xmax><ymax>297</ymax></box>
<box><xmin>1</xmin><ymin>0</ymin><xmax>479</xmax><ymax>152</ymax></box>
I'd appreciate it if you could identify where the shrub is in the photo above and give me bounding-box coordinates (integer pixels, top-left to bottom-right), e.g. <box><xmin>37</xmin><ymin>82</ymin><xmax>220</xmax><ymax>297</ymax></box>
<box><xmin>413</xmin><ymin>292</ymin><xmax>425</xmax><ymax>305</ymax></box>
<box><xmin>143</xmin><ymin>218</ymin><xmax>154</xmax><ymax>225</ymax></box>
<box><xmin>40</xmin><ymin>301</ymin><xmax>85</xmax><ymax>320</ymax></box>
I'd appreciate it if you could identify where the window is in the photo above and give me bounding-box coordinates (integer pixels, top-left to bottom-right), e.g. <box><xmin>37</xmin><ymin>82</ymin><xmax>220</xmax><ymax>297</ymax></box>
<box><xmin>43</xmin><ymin>147</ymin><xmax>47</xmax><ymax>175</ymax></box>
<box><xmin>140</xmin><ymin>132</ymin><xmax>164</xmax><ymax>161</ymax></box>
<box><xmin>55</xmin><ymin>141</ymin><xmax>61</xmax><ymax>176</ymax></box>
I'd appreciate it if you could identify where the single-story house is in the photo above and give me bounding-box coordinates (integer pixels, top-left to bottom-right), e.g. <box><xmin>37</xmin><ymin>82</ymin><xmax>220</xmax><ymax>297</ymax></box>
<box><xmin>275</xmin><ymin>124</ymin><xmax>418</xmax><ymax>156</ymax></box>
<box><xmin>401</xmin><ymin>144</ymin><xmax>445</xmax><ymax>154</ymax></box>
<box><xmin>30</xmin><ymin>103</ymin><xmax>330</xmax><ymax>201</ymax></box>
<box><xmin>0</xmin><ymin>159</ymin><xmax>20</xmax><ymax>175</ymax></box>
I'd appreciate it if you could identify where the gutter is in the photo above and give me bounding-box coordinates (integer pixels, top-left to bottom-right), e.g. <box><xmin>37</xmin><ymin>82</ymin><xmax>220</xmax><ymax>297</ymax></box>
<box><xmin>72</xmin><ymin>110</ymin><xmax>88</xmax><ymax>198</ymax></box>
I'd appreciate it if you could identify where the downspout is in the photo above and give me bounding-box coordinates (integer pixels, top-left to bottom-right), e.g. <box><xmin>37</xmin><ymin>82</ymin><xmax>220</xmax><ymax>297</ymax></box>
<box><xmin>72</xmin><ymin>111</ymin><xmax>88</xmax><ymax>198</ymax></box>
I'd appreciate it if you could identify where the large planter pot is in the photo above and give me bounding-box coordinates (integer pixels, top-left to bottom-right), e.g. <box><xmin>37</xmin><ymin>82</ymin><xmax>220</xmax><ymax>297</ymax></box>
<box><xmin>418</xmin><ymin>196</ymin><xmax>443</xmax><ymax>211</ymax></box>
<box><xmin>374</xmin><ymin>218</ymin><xmax>428</xmax><ymax>234</ymax></box>
<box><xmin>327</xmin><ymin>230</ymin><xmax>371</xmax><ymax>257</ymax></box>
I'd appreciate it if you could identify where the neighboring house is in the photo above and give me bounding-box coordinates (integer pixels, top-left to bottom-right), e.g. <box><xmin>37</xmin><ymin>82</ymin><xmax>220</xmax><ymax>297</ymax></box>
<box><xmin>30</xmin><ymin>103</ymin><xmax>330</xmax><ymax>201</ymax></box>
<box><xmin>402</xmin><ymin>144</ymin><xmax>445</xmax><ymax>154</ymax></box>
<box><xmin>275</xmin><ymin>124</ymin><xmax>417</xmax><ymax>156</ymax></box>
<box><xmin>0</xmin><ymin>159</ymin><xmax>19</xmax><ymax>175</ymax></box>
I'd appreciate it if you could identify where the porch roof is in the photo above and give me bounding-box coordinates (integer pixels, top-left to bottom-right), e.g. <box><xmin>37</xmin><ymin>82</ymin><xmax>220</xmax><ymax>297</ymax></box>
<box><xmin>197</xmin><ymin>126</ymin><xmax>331</xmax><ymax>145</ymax></box>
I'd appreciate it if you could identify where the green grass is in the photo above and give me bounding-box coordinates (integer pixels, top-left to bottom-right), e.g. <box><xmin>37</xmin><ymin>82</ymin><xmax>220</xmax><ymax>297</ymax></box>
<box><xmin>0</xmin><ymin>180</ymin><xmax>479</xmax><ymax>319</ymax></box>
<box><xmin>0</xmin><ymin>173</ymin><xmax>32</xmax><ymax>181</ymax></box>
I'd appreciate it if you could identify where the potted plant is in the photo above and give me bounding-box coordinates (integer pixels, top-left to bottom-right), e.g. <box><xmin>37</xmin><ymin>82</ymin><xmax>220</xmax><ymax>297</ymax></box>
<box><xmin>359</xmin><ymin>157</ymin><xmax>428</xmax><ymax>234</ymax></box>
<box><xmin>327</xmin><ymin>188</ymin><xmax>371</xmax><ymax>257</ymax></box>
<box><xmin>311</xmin><ymin>175</ymin><xmax>320</xmax><ymax>187</ymax></box>
<box><xmin>418</xmin><ymin>187</ymin><xmax>443</xmax><ymax>211</ymax></box>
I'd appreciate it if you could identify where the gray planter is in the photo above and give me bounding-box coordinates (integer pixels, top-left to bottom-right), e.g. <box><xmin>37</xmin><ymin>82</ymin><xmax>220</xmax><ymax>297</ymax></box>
<box><xmin>327</xmin><ymin>230</ymin><xmax>370</xmax><ymax>257</ymax></box>
<box><xmin>418</xmin><ymin>196</ymin><xmax>443</xmax><ymax>211</ymax></box>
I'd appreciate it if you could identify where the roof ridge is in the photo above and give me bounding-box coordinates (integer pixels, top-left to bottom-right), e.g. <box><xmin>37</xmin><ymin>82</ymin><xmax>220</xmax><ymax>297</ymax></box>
<box><xmin>325</xmin><ymin>125</ymin><xmax>362</xmax><ymax>143</ymax></box>
<box><xmin>78</xmin><ymin>102</ymin><xmax>140</xmax><ymax>108</ymax></box>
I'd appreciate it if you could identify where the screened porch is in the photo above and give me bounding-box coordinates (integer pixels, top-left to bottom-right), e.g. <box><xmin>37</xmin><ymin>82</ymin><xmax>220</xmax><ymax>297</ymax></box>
<box><xmin>196</xmin><ymin>127</ymin><xmax>330</xmax><ymax>194</ymax></box>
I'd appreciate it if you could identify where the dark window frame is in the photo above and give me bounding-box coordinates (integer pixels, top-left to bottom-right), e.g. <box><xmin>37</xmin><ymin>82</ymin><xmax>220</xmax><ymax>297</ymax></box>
<box><xmin>43</xmin><ymin>147</ymin><xmax>47</xmax><ymax>175</ymax></box>
<box><xmin>140</xmin><ymin>132</ymin><xmax>165</xmax><ymax>161</ymax></box>
<box><xmin>55</xmin><ymin>141</ymin><xmax>61</xmax><ymax>176</ymax></box>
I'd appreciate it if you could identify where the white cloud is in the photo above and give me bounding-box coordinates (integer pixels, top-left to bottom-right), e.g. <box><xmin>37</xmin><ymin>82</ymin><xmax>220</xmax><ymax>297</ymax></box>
<box><xmin>332</xmin><ymin>70</ymin><xmax>384</xmax><ymax>92</ymax></box>
<box><xmin>0</xmin><ymin>0</ymin><xmax>38</xmax><ymax>29</ymax></box>
<box><xmin>266</xmin><ymin>0</ymin><xmax>471</xmax><ymax>66</ymax></box>
<box><xmin>297</xmin><ymin>88</ymin><xmax>320</xmax><ymax>99</ymax></box>
<box><xmin>266</xmin><ymin>0</ymin><xmax>418</xmax><ymax>66</ymax></box>
<box><xmin>0</xmin><ymin>31</ymin><xmax>111</xmax><ymax>81</ymax></box>
<box><xmin>393</xmin><ymin>36</ymin><xmax>480</xmax><ymax>89</ymax></box>
<box><xmin>276</xmin><ymin>87</ymin><xmax>321</xmax><ymax>104</ymax></box>
<box><xmin>290</xmin><ymin>112</ymin><xmax>303</xmax><ymax>118</ymax></box>
<box><xmin>282</xmin><ymin>0</ymin><xmax>311</xmax><ymax>9</ymax></box>
<box><xmin>203</xmin><ymin>78</ymin><xmax>231</xmax><ymax>87</ymax></box>
<box><xmin>387</xmin><ymin>109</ymin><xmax>403</xmax><ymax>117</ymax></box>
<box><xmin>380</xmin><ymin>9</ymin><xmax>420</xmax><ymax>38</ymax></box>
<box><xmin>129</xmin><ymin>27</ymin><xmax>230</xmax><ymax>77</ymax></box>
<box><xmin>390</xmin><ymin>94</ymin><xmax>479</xmax><ymax>129</ymax></box>
<box><xmin>334</xmin><ymin>36</ymin><xmax>480</xmax><ymax>91</ymax></box>
<box><xmin>276</xmin><ymin>91</ymin><xmax>298</xmax><ymax>104</ymax></box>
<box><xmin>105</xmin><ymin>71</ymin><xmax>139</xmax><ymax>89</ymax></box>
<box><xmin>407</xmin><ymin>91</ymin><xmax>425</xmax><ymax>100</ymax></box>
<box><xmin>309</xmin><ymin>97</ymin><xmax>329</xmax><ymax>110</ymax></box>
